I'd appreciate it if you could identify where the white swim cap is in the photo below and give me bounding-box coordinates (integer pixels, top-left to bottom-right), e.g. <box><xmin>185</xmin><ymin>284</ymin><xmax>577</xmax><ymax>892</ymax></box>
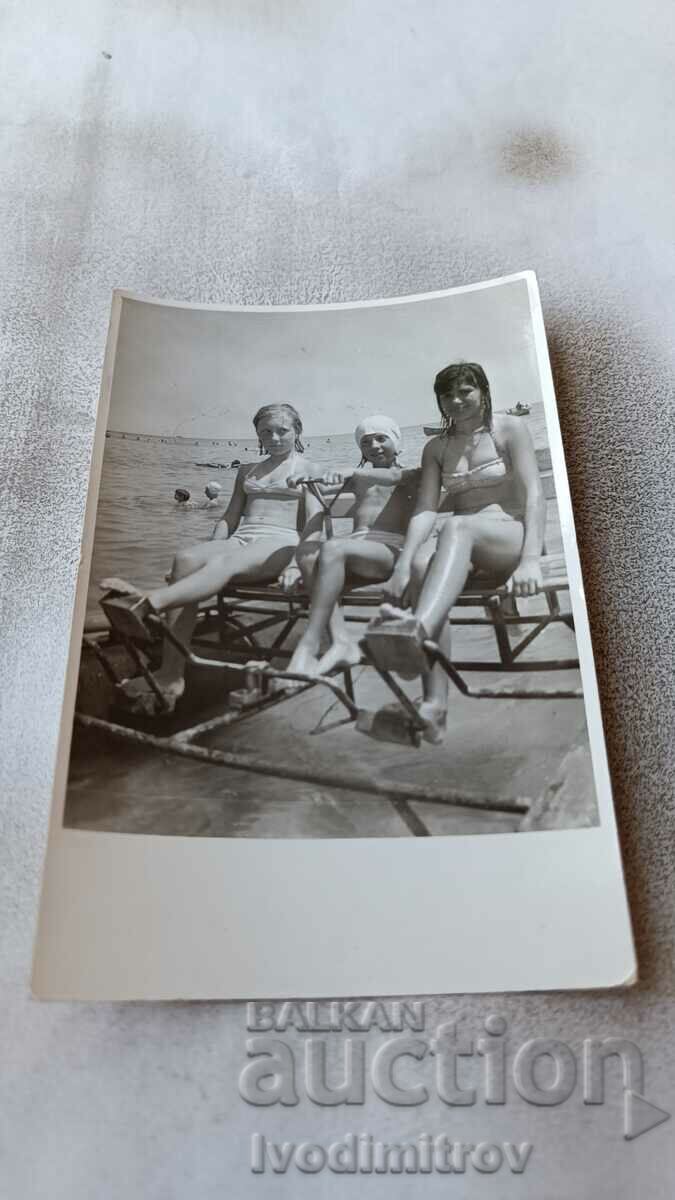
<box><xmin>206</xmin><ymin>480</ymin><xmax>222</xmax><ymax>492</ymax></box>
<box><xmin>354</xmin><ymin>415</ymin><xmax>402</xmax><ymax>453</ymax></box>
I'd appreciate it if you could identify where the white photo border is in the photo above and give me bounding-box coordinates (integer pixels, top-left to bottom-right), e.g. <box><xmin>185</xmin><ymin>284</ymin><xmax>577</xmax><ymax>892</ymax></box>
<box><xmin>32</xmin><ymin>273</ymin><xmax>636</xmax><ymax>999</ymax></box>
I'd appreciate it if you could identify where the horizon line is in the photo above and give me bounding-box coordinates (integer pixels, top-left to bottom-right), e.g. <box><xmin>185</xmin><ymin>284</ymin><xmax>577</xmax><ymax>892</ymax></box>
<box><xmin>106</xmin><ymin>407</ymin><xmax>539</xmax><ymax>443</ymax></box>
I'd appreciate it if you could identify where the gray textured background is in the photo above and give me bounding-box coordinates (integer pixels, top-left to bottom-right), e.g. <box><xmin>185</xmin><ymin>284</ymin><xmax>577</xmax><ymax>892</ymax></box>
<box><xmin>1</xmin><ymin>1</ymin><xmax>673</xmax><ymax>1196</ymax></box>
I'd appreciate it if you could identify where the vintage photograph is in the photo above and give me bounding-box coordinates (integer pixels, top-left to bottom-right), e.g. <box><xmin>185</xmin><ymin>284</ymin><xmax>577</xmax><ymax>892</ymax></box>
<box><xmin>66</xmin><ymin>277</ymin><xmax>598</xmax><ymax>839</ymax></box>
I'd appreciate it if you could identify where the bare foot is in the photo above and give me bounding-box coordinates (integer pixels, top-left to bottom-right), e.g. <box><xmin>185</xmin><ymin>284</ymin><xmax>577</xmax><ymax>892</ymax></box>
<box><xmin>365</xmin><ymin>610</ymin><xmax>428</xmax><ymax>680</ymax></box>
<box><xmin>117</xmin><ymin>674</ymin><xmax>185</xmax><ymax>714</ymax></box>
<box><xmin>101</xmin><ymin>578</ymin><xmax>164</xmax><ymax>614</ymax></box>
<box><xmin>317</xmin><ymin>636</ymin><xmax>363</xmax><ymax>675</ymax></box>
<box><xmin>286</xmin><ymin>641</ymin><xmax>322</xmax><ymax>679</ymax></box>
<box><xmin>379</xmin><ymin>602</ymin><xmax>411</xmax><ymax>622</ymax></box>
<box><xmin>118</xmin><ymin>674</ymin><xmax>156</xmax><ymax>697</ymax></box>
<box><xmin>415</xmin><ymin>699</ymin><xmax>447</xmax><ymax>745</ymax></box>
<box><xmin>100</xmin><ymin>577</ymin><xmax>142</xmax><ymax>597</ymax></box>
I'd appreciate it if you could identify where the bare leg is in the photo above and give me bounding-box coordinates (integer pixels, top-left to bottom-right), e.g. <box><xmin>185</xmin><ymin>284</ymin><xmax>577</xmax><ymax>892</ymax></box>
<box><xmin>283</xmin><ymin>545</ymin><xmax>325</xmax><ymax>677</ymax></box>
<box><xmin>294</xmin><ymin>542</ymin><xmax>349</xmax><ymax>658</ymax></box>
<box><xmin>376</xmin><ymin>514</ymin><xmax>525</xmax><ymax>701</ymax></box>
<box><xmin>408</xmin><ymin>520</ymin><xmax>472</xmax><ymax>637</ymax></box>
<box><xmin>382</xmin><ymin>515</ymin><xmax>524</xmax><ymax>635</ymax></box>
<box><xmin>415</xmin><ymin>515</ymin><xmax>523</xmax><ymax>636</ymax></box>
<box><xmin>408</xmin><ymin>544</ymin><xmax>449</xmax><ymax>743</ymax></box>
<box><xmin>100</xmin><ymin>538</ymin><xmax>246</xmax><ymax>613</ymax></box>
<box><xmin>107</xmin><ymin>538</ymin><xmax>295</xmax><ymax>701</ymax></box>
<box><xmin>295</xmin><ymin>542</ymin><xmax>320</xmax><ymax>594</ymax></box>
<box><xmin>140</xmin><ymin>547</ymin><xmax>214</xmax><ymax>695</ymax></box>
<box><xmin>288</xmin><ymin>538</ymin><xmax>396</xmax><ymax>676</ymax></box>
<box><xmin>375</xmin><ymin>519</ymin><xmax>471</xmax><ymax>681</ymax></box>
<box><xmin>318</xmin><ymin>539</ymin><xmax>400</xmax><ymax>675</ymax></box>
<box><xmin>418</xmin><ymin>521</ymin><xmax>521</xmax><ymax>739</ymax></box>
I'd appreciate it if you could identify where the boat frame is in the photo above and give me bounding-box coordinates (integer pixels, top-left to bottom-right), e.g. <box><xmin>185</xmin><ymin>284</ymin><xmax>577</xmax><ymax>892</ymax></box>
<box><xmin>77</xmin><ymin>478</ymin><xmax>581</xmax><ymax>835</ymax></box>
<box><xmin>80</xmin><ymin>560</ymin><xmax>579</xmax><ymax>837</ymax></box>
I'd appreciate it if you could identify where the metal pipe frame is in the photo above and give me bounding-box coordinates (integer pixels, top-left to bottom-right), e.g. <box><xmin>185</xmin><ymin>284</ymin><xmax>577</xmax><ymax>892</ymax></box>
<box><xmin>77</xmin><ymin>581</ymin><xmax>580</xmax><ymax>832</ymax></box>
<box><xmin>213</xmin><ymin>579</ymin><xmax>579</xmax><ymax>679</ymax></box>
<box><xmin>88</xmin><ymin>573</ymin><xmax>581</xmax><ymax>745</ymax></box>
<box><xmin>75</xmin><ymin>713</ymin><xmax>531</xmax><ymax>817</ymax></box>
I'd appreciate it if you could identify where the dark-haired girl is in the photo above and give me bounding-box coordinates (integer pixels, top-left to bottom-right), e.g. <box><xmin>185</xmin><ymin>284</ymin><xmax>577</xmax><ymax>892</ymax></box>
<box><xmin>379</xmin><ymin>362</ymin><xmax>545</xmax><ymax>743</ymax></box>
<box><xmin>101</xmin><ymin>403</ymin><xmax>322</xmax><ymax>712</ymax></box>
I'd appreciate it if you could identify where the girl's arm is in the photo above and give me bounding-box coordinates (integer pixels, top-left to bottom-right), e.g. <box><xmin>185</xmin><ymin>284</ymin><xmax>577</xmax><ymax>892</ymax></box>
<box><xmin>211</xmin><ymin>466</ymin><xmax>247</xmax><ymax>540</ymax></box>
<box><xmin>342</xmin><ymin>464</ymin><xmax>419</xmax><ymax>487</ymax></box>
<box><xmin>503</xmin><ymin>417</ymin><xmax>545</xmax><ymax>595</ymax></box>
<box><xmin>287</xmin><ymin>465</ymin><xmax>417</xmax><ymax>492</ymax></box>
<box><xmin>297</xmin><ymin>482</ymin><xmax>326</xmax><ymax>542</ymax></box>
<box><xmin>277</xmin><ymin>480</ymin><xmax>325</xmax><ymax>590</ymax></box>
<box><xmin>287</xmin><ymin>460</ymin><xmax>341</xmax><ymax>492</ymax></box>
<box><xmin>400</xmin><ymin>442</ymin><xmax>443</xmax><ymax>562</ymax></box>
<box><xmin>383</xmin><ymin>442</ymin><xmax>443</xmax><ymax>602</ymax></box>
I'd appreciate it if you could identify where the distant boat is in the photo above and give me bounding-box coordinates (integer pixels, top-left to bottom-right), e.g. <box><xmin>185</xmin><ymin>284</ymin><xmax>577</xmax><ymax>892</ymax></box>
<box><xmin>424</xmin><ymin>403</ymin><xmax>530</xmax><ymax>433</ymax></box>
<box><xmin>195</xmin><ymin>461</ymin><xmax>229</xmax><ymax>469</ymax></box>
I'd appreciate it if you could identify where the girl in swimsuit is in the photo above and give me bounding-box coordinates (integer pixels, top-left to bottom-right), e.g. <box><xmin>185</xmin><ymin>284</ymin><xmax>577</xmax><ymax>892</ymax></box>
<box><xmin>379</xmin><ymin>362</ymin><xmax>545</xmax><ymax>743</ymax></box>
<box><xmin>101</xmin><ymin>403</ymin><xmax>323</xmax><ymax>712</ymax></box>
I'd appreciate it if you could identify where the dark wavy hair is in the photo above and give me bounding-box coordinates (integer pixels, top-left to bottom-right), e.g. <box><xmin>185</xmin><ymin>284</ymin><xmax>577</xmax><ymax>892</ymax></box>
<box><xmin>253</xmin><ymin>403</ymin><xmax>305</xmax><ymax>453</ymax></box>
<box><xmin>433</xmin><ymin>362</ymin><xmax>493</xmax><ymax>435</ymax></box>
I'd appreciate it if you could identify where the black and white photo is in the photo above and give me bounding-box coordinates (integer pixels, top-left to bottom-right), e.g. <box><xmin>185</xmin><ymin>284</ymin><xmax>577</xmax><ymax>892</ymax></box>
<box><xmin>33</xmin><ymin>274</ymin><xmax>635</xmax><ymax>999</ymax></box>
<box><xmin>67</xmin><ymin>277</ymin><xmax>596</xmax><ymax>839</ymax></box>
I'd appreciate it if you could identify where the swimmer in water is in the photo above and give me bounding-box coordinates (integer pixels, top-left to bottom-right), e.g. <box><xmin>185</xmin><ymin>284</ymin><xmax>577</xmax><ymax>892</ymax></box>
<box><xmin>172</xmin><ymin>483</ymin><xmax>222</xmax><ymax>511</ymax></box>
<box><xmin>204</xmin><ymin>481</ymin><xmax>222</xmax><ymax>506</ymax></box>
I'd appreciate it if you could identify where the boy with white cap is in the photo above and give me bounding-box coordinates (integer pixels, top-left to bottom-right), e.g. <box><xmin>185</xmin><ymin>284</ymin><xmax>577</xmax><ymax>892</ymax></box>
<box><xmin>284</xmin><ymin>415</ymin><xmax>419</xmax><ymax>677</ymax></box>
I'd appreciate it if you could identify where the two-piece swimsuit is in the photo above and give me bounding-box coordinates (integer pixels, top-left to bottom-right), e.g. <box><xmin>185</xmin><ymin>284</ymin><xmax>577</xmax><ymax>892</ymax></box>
<box><xmin>435</xmin><ymin>428</ymin><xmax>525</xmax><ymax>535</ymax></box>
<box><xmin>346</xmin><ymin>527</ymin><xmax>405</xmax><ymax>554</ymax></box>
<box><xmin>227</xmin><ymin>462</ymin><xmax>301</xmax><ymax>546</ymax></box>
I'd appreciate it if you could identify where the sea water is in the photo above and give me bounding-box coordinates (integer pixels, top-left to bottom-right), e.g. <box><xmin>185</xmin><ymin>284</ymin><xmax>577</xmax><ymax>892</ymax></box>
<box><xmin>87</xmin><ymin>408</ymin><xmax>549</xmax><ymax>621</ymax></box>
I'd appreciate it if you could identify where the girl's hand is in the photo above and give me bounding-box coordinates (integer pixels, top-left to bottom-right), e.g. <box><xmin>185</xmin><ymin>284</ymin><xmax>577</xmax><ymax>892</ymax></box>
<box><xmin>507</xmin><ymin>556</ymin><xmax>543</xmax><ymax>597</ymax></box>
<box><xmin>278</xmin><ymin>563</ymin><xmax>303</xmax><ymax>592</ymax></box>
<box><xmin>319</xmin><ymin>471</ymin><xmax>345</xmax><ymax>488</ymax></box>
<box><xmin>287</xmin><ymin>472</ymin><xmax>311</xmax><ymax>489</ymax></box>
<box><xmin>383</xmin><ymin>561</ymin><xmax>412</xmax><ymax>605</ymax></box>
<box><xmin>211</xmin><ymin>520</ymin><xmax>229</xmax><ymax>541</ymax></box>
<box><xmin>287</xmin><ymin>471</ymin><xmax>344</xmax><ymax>489</ymax></box>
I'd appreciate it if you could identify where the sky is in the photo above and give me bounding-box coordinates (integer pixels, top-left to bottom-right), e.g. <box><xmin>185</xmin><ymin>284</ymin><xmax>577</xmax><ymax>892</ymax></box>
<box><xmin>109</xmin><ymin>278</ymin><xmax>542</xmax><ymax>438</ymax></box>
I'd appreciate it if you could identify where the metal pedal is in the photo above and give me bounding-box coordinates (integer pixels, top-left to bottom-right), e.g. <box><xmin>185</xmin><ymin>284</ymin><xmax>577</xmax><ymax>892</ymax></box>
<box><xmin>229</xmin><ymin>685</ymin><xmax>265</xmax><ymax>709</ymax></box>
<box><xmin>362</xmin><ymin>615</ymin><xmax>429</xmax><ymax>679</ymax></box>
<box><xmin>356</xmin><ymin>704</ymin><xmax>422</xmax><ymax>747</ymax></box>
<box><xmin>100</xmin><ymin>593</ymin><xmax>156</xmax><ymax>644</ymax></box>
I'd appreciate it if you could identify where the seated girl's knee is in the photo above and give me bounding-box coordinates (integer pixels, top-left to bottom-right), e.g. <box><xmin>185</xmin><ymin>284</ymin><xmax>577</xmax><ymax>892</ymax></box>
<box><xmin>173</xmin><ymin>549</ymin><xmax>198</xmax><ymax>577</ymax></box>
<box><xmin>296</xmin><ymin>545</ymin><xmax>319</xmax><ymax>583</ymax></box>
<box><xmin>411</xmin><ymin>547</ymin><xmax>433</xmax><ymax>579</ymax></box>
<box><xmin>297</xmin><ymin>544</ymin><xmax>319</xmax><ymax>569</ymax></box>
<box><xmin>439</xmin><ymin>515</ymin><xmax>469</xmax><ymax>543</ymax></box>
<box><xmin>319</xmin><ymin>538</ymin><xmax>347</xmax><ymax>563</ymax></box>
